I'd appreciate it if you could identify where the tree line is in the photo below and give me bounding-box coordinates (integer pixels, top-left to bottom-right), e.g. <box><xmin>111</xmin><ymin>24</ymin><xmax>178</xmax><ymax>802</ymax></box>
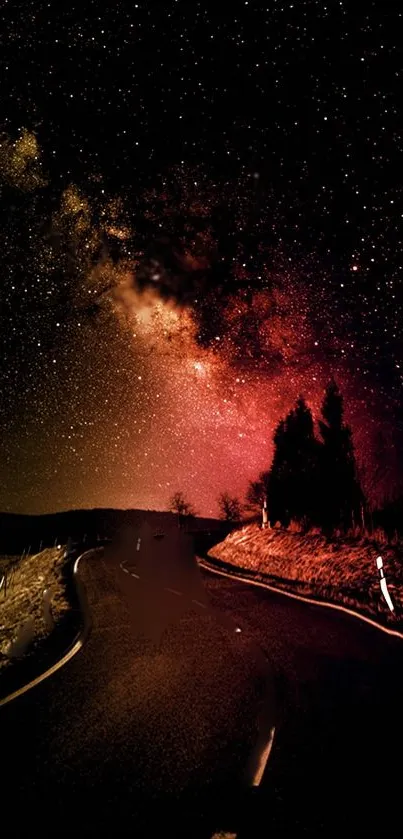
<box><xmin>168</xmin><ymin>489</ymin><xmax>242</xmax><ymax>526</ymax></box>
<box><xmin>247</xmin><ymin>381</ymin><xmax>364</xmax><ymax>533</ymax></box>
<box><xmin>168</xmin><ymin>381</ymin><xmax>365</xmax><ymax>534</ymax></box>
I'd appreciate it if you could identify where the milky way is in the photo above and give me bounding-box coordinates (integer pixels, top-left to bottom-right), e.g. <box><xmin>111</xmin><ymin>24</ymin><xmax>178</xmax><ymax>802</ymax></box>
<box><xmin>0</xmin><ymin>2</ymin><xmax>401</xmax><ymax>515</ymax></box>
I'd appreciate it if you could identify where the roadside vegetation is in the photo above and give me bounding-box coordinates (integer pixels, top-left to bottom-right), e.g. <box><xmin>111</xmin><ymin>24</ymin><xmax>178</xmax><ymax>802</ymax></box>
<box><xmin>0</xmin><ymin>547</ymin><xmax>70</xmax><ymax>670</ymax></box>
<box><xmin>205</xmin><ymin>380</ymin><xmax>403</xmax><ymax>626</ymax></box>
<box><xmin>208</xmin><ymin>524</ymin><xmax>403</xmax><ymax>625</ymax></box>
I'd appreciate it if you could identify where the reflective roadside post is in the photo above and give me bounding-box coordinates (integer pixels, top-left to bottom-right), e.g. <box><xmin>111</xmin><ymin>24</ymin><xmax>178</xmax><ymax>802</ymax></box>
<box><xmin>262</xmin><ymin>495</ymin><xmax>269</xmax><ymax>529</ymax></box>
<box><xmin>376</xmin><ymin>555</ymin><xmax>395</xmax><ymax>613</ymax></box>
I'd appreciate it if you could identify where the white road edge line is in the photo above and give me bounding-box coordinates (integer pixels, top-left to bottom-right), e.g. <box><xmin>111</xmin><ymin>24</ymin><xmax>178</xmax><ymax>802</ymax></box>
<box><xmin>210</xmin><ymin>833</ymin><xmax>238</xmax><ymax>839</ymax></box>
<box><xmin>252</xmin><ymin>725</ymin><xmax>276</xmax><ymax>787</ymax></box>
<box><xmin>0</xmin><ymin>549</ymin><xmax>97</xmax><ymax>709</ymax></box>
<box><xmin>198</xmin><ymin>558</ymin><xmax>403</xmax><ymax>641</ymax></box>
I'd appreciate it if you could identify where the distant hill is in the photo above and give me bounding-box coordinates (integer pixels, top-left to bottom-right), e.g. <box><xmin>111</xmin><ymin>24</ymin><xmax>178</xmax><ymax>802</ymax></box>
<box><xmin>0</xmin><ymin>508</ymin><xmax>230</xmax><ymax>554</ymax></box>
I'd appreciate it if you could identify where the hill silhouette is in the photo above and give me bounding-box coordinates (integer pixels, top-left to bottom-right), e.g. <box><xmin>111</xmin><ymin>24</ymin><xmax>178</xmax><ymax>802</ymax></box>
<box><xmin>0</xmin><ymin>507</ymin><xmax>230</xmax><ymax>555</ymax></box>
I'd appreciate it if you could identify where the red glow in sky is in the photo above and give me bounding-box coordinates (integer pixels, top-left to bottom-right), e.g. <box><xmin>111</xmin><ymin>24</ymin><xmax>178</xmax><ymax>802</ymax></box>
<box><xmin>0</xmin><ymin>145</ymin><xmax>400</xmax><ymax>516</ymax></box>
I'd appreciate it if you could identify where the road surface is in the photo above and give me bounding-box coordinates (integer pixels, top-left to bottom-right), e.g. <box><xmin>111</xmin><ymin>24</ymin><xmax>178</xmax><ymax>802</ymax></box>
<box><xmin>2</xmin><ymin>544</ymin><xmax>403</xmax><ymax>837</ymax></box>
<box><xmin>203</xmin><ymin>565</ymin><xmax>403</xmax><ymax>837</ymax></box>
<box><xmin>0</xmin><ymin>544</ymin><xmax>273</xmax><ymax>838</ymax></box>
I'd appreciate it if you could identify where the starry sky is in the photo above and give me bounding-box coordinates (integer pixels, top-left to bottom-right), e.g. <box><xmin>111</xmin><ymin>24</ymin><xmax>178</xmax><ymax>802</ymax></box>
<box><xmin>0</xmin><ymin>0</ymin><xmax>402</xmax><ymax>516</ymax></box>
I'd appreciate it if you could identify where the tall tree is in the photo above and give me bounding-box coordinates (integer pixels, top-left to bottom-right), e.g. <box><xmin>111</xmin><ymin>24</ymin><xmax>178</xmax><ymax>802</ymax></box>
<box><xmin>318</xmin><ymin>381</ymin><xmax>363</xmax><ymax>532</ymax></box>
<box><xmin>267</xmin><ymin>418</ymin><xmax>290</xmax><ymax>526</ymax></box>
<box><xmin>218</xmin><ymin>492</ymin><xmax>242</xmax><ymax>522</ymax></box>
<box><xmin>268</xmin><ymin>398</ymin><xmax>320</xmax><ymax>528</ymax></box>
<box><xmin>245</xmin><ymin>470</ymin><xmax>270</xmax><ymax>513</ymax></box>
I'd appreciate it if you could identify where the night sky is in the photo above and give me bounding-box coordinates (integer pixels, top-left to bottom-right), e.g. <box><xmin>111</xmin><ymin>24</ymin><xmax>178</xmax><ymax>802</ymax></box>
<box><xmin>0</xmin><ymin>1</ymin><xmax>402</xmax><ymax>516</ymax></box>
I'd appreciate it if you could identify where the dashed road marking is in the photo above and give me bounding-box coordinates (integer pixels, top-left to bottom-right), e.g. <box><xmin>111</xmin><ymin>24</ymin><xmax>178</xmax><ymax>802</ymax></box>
<box><xmin>166</xmin><ymin>587</ymin><xmax>182</xmax><ymax>596</ymax></box>
<box><xmin>252</xmin><ymin>725</ymin><xmax>276</xmax><ymax>786</ymax></box>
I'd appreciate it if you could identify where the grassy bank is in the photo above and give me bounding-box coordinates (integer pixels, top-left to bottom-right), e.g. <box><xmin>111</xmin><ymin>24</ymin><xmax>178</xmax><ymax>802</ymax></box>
<box><xmin>0</xmin><ymin>547</ymin><xmax>81</xmax><ymax>697</ymax></box>
<box><xmin>208</xmin><ymin>525</ymin><xmax>403</xmax><ymax>626</ymax></box>
<box><xmin>0</xmin><ymin>547</ymin><xmax>72</xmax><ymax>666</ymax></box>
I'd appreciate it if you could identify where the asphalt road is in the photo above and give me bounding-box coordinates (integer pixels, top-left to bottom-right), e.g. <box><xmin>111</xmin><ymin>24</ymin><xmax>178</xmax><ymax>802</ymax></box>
<box><xmin>203</xmin><ymin>566</ymin><xmax>403</xmax><ymax>837</ymax></box>
<box><xmin>2</xmin><ymin>544</ymin><xmax>403</xmax><ymax>837</ymax></box>
<box><xmin>0</xmin><ymin>544</ymin><xmax>273</xmax><ymax>838</ymax></box>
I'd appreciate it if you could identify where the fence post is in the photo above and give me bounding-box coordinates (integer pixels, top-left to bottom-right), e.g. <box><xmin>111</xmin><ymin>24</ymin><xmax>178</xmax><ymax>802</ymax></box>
<box><xmin>262</xmin><ymin>496</ymin><xmax>269</xmax><ymax>529</ymax></box>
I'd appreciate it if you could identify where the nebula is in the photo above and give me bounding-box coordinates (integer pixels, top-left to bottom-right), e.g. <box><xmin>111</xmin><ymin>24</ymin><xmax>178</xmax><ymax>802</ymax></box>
<box><xmin>0</xmin><ymin>133</ymin><xmax>400</xmax><ymax>515</ymax></box>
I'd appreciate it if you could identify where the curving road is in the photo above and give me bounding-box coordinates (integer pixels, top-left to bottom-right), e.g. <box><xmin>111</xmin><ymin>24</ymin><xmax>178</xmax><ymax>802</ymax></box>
<box><xmin>2</xmin><ymin>544</ymin><xmax>403</xmax><ymax>837</ymax></box>
<box><xmin>0</xmin><ymin>544</ymin><xmax>272</xmax><ymax>838</ymax></box>
<box><xmin>203</xmin><ymin>565</ymin><xmax>403</xmax><ymax>837</ymax></box>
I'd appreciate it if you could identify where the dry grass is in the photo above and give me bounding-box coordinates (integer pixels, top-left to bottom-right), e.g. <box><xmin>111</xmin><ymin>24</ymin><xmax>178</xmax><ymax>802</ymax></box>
<box><xmin>208</xmin><ymin>524</ymin><xmax>403</xmax><ymax>624</ymax></box>
<box><xmin>0</xmin><ymin>547</ymin><xmax>70</xmax><ymax>668</ymax></box>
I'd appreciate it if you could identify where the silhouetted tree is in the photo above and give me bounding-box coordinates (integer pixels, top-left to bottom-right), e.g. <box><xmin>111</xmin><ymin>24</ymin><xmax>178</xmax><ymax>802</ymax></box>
<box><xmin>267</xmin><ymin>418</ymin><xmax>289</xmax><ymax>526</ymax></box>
<box><xmin>168</xmin><ymin>491</ymin><xmax>197</xmax><ymax>528</ymax></box>
<box><xmin>318</xmin><ymin>381</ymin><xmax>364</xmax><ymax>532</ymax></box>
<box><xmin>218</xmin><ymin>492</ymin><xmax>242</xmax><ymax>522</ymax></box>
<box><xmin>376</xmin><ymin>493</ymin><xmax>403</xmax><ymax>539</ymax></box>
<box><xmin>365</xmin><ymin>429</ymin><xmax>398</xmax><ymax>510</ymax></box>
<box><xmin>268</xmin><ymin>398</ymin><xmax>321</xmax><ymax>528</ymax></box>
<box><xmin>245</xmin><ymin>470</ymin><xmax>270</xmax><ymax>513</ymax></box>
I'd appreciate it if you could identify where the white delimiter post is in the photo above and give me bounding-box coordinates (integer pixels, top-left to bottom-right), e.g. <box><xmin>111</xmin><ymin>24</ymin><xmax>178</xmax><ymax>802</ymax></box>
<box><xmin>262</xmin><ymin>495</ymin><xmax>269</xmax><ymax>529</ymax></box>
